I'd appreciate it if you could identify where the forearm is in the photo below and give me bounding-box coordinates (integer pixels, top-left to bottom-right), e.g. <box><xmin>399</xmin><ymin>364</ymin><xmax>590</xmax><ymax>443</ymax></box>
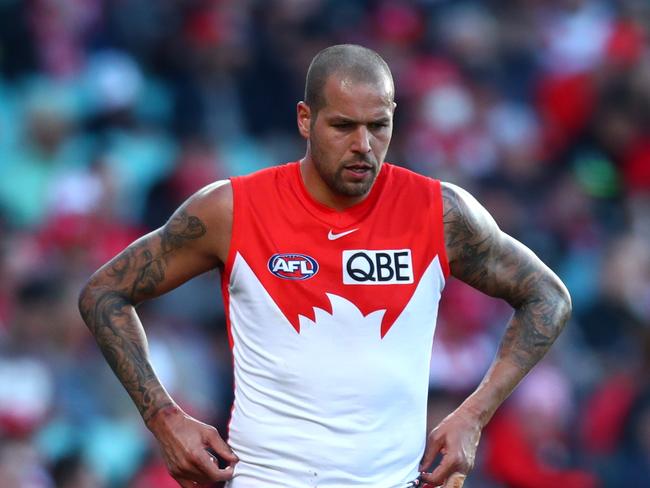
<box><xmin>78</xmin><ymin>285</ymin><xmax>176</xmax><ymax>425</ymax></box>
<box><xmin>461</xmin><ymin>290</ymin><xmax>571</xmax><ymax>426</ymax></box>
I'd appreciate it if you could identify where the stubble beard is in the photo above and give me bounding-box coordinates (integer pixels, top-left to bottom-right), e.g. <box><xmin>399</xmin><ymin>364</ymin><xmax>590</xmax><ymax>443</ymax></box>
<box><xmin>309</xmin><ymin>137</ymin><xmax>378</xmax><ymax>198</ymax></box>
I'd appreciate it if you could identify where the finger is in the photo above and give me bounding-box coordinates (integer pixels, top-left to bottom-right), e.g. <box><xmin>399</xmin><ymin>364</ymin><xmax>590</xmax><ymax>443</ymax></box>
<box><xmin>419</xmin><ymin>433</ymin><xmax>444</xmax><ymax>471</ymax></box>
<box><xmin>176</xmin><ymin>477</ymin><xmax>213</xmax><ymax>488</ymax></box>
<box><xmin>176</xmin><ymin>478</ymin><xmax>198</xmax><ymax>488</ymax></box>
<box><xmin>442</xmin><ymin>473</ymin><xmax>466</xmax><ymax>488</ymax></box>
<box><xmin>419</xmin><ymin>455</ymin><xmax>456</xmax><ymax>487</ymax></box>
<box><xmin>194</xmin><ymin>451</ymin><xmax>235</xmax><ymax>482</ymax></box>
<box><xmin>205</xmin><ymin>428</ymin><xmax>239</xmax><ymax>464</ymax></box>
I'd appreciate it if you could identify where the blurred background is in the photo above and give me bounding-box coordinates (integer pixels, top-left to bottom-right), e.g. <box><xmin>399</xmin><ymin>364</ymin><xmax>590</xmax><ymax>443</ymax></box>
<box><xmin>0</xmin><ymin>0</ymin><xmax>649</xmax><ymax>486</ymax></box>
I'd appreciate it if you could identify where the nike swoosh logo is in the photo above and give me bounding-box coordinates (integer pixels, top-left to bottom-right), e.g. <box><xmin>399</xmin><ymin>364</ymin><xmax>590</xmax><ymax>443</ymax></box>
<box><xmin>328</xmin><ymin>228</ymin><xmax>359</xmax><ymax>240</ymax></box>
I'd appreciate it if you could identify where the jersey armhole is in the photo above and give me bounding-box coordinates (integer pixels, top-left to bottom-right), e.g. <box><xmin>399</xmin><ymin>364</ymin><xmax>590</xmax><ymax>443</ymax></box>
<box><xmin>223</xmin><ymin>176</ymin><xmax>240</xmax><ymax>280</ymax></box>
<box><xmin>432</xmin><ymin>179</ymin><xmax>450</xmax><ymax>279</ymax></box>
<box><xmin>221</xmin><ymin>176</ymin><xmax>240</xmax><ymax>350</ymax></box>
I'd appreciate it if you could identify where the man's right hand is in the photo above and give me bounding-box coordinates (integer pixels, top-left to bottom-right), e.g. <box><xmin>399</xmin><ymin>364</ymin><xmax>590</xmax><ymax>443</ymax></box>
<box><xmin>146</xmin><ymin>406</ymin><xmax>239</xmax><ymax>488</ymax></box>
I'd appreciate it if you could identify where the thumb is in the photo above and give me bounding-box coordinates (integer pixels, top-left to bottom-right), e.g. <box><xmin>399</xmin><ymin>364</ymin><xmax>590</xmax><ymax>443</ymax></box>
<box><xmin>443</xmin><ymin>473</ymin><xmax>467</xmax><ymax>488</ymax></box>
<box><xmin>421</xmin><ymin>451</ymin><xmax>456</xmax><ymax>487</ymax></box>
<box><xmin>205</xmin><ymin>427</ymin><xmax>238</xmax><ymax>464</ymax></box>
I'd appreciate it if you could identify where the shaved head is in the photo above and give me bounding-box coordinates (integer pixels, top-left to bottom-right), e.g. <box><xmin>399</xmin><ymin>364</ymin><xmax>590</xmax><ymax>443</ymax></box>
<box><xmin>297</xmin><ymin>44</ymin><xmax>396</xmax><ymax>208</ymax></box>
<box><xmin>304</xmin><ymin>44</ymin><xmax>394</xmax><ymax>117</ymax></box>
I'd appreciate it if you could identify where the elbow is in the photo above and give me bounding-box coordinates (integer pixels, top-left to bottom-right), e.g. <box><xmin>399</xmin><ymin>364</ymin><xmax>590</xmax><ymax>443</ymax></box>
<box><xmin>78</xmin><ymin>276</ymin><xmax>133</xmax><ymax>328</ymax></box>
<box><xmin>550</xmin><ymin>277</ymin><xmax>572</xmax><ymax>330</ymax></box>
<box><xmin>77</xmin><ymin>274</ymin><xmax>108</xmax><ymax>326</ymax></box>
<box><xmin>78</xmin><ymin>279</ymin><xmax>97</xmax><ymax>326</ymax></box>
<box><xmin>558</xmin><ymin>286</ymin><xmax>572</xmax><ymax>325</ymax></box>
<box><xmin>521</xmin><ymin>275</ymin><xmax>572</xmax><ymax>334</ymax></box>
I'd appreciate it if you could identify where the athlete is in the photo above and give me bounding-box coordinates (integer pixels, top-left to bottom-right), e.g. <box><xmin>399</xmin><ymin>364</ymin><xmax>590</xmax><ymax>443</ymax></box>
<box><xmin>79</xmin><ymin>45</ymin><xmax>571</xmax><ymax>488</ymax></box>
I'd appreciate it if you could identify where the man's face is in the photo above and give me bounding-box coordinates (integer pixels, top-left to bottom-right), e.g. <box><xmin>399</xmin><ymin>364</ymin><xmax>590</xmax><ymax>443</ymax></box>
<box><xmin>299</xmin><ymin>74</ymin><xmax>395</xmax><ymax>199</ymax></box>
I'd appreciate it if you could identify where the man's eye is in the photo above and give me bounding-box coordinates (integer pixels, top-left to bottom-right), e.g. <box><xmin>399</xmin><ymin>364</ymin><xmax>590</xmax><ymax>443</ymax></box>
<box><xmin>369</xmin><ymin>123</ymin><xmax>388</xmax><ymax>130</ymax></box>
<box><xmin>333</xmin><ymin>123</ymin><xmax>354</xmax><ymax>129</ymax></box>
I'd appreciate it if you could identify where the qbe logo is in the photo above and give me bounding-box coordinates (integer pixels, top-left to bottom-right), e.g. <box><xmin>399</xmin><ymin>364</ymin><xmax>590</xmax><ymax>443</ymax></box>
<box><xmin>268</xmin><ymin>253</ymin><xmax>319</xmax><ymax>280</ymax></box>
<box><xmin>342</xmin><ymin>249</ymin><xmax>413</xmax><ymax>285</ymax></box>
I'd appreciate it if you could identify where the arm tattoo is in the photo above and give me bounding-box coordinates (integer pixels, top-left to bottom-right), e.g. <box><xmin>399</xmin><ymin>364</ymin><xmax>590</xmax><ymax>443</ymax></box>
<box><xmin>442</xmin><ymin>184</ymin><xmax>570</xmax><ymax>373</ymax></box>
<box><xmin>79</xmin><ymin>211</ymin><xmax>207</xmax><ymax>422</ymax></box>
<box><xmin>162</xmin><ymin>213</ymin><xmax>206</xmax><ymax>251</ymax></box>
<box><xmin>107</xmin><ymin>210</ymin><xmax>208</xmax><ymax>302</ymax></box>
<box><xmin>442</xmin><ymin>187</ymin><xmax>493</xmax><ymax>290</ymax></box>
<box><xmin>78</xmin><ymin>290</ymin><xmax>171</xmax><ymax>422</ymax></box>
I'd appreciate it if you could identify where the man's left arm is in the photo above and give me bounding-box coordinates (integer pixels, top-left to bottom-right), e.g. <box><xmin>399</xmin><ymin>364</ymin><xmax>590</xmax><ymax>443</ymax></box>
<box><xmin>419</xmin><ymin>182</ymin><xmax>572</xmax><ymax>488</ymax></box>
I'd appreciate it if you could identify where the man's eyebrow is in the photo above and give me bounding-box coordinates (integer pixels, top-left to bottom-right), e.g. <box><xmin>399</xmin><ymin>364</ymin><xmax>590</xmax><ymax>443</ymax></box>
<box><xmin>328</xmin><ymin>115</ymin><xmax>355</xmax><ymax>123</ymax></box>
<box><xmin>328</xmin><ymin>116</ymin><xmax>391</xmax><ymax>124</ymax></box>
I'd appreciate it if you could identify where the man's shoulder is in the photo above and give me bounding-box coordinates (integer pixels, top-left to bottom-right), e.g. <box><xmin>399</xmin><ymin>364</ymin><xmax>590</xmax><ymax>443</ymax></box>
<box><xmin>381</xmin><ymin>165</ymin><xmax>476</xmax><ymax>212</ymax></box>
<box><xmin>383</xmin><ymin>163</ymin><xmax>440</xmax><ymax>198</ymax></box>
<box><xmin>438</xmin><ymin>181</ymin><xmax>501</xmax><ymax>264</ymax></box>
<box><xmin>194</xmin><ymin>179</ymin><xmax>233</xmax><ymax>206</ymax></box>
<box><xmin>182</xmin><ymin>180</ymin><xmax>233</xmax><ymax>228</ymax></box>
<box><xmin>438</xmin><ymin>181</ymin><xmax>482</xmax><ymax>219</ymax></box>
<box><xmin>439</xmin><ymin>181</ymin><xmax>460</xmax><ymax>209</ymax></box>
<box><xmin>384</xmin><ymin>162</ymin><xmax>437</xmax><ymax>184</ymax></box>
<box><xmin>234</xmin><ymin>161</ymin><xmax>298</xmax><ymax>183</ymax></box>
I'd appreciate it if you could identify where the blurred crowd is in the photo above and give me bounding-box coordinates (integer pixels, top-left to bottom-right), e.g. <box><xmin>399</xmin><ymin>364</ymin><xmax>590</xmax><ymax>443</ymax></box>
<box><xmin>0</xmin><ymin>0</ymin><xmax>649</xmax><ymax>486</ymax></box>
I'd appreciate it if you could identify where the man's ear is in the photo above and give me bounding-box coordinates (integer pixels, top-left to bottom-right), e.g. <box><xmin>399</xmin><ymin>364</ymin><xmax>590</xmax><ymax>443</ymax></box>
<box><xmin>297</xmin><ymin>101</ymin><xmax>312</xmax><ymax>139</ymax></box>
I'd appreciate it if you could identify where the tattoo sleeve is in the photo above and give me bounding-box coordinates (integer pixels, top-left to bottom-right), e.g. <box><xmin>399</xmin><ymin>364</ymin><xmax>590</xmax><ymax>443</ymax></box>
<box><xmin>78</xmin><ymin>210</ymin><xmax>208</xmax><ymax>424</ymax></box>
<box><xmin>442</xmin><ymin>183</ymin><xmax>571</xmax><ymax>420</ymax></box>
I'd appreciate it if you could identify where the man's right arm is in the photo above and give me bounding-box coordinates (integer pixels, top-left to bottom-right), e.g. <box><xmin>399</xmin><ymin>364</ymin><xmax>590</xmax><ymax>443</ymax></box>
<box><xmin>78</xmin><ymin>181</ymin><xmax>237</xmax><ymax>487</ymax></box>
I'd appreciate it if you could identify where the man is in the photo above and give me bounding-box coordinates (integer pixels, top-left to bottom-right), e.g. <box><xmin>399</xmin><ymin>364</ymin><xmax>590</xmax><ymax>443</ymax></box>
<box><xmin>79</xmin><ymin>44</ymin><xmax>571</xmax><ymax>488</ymax></box>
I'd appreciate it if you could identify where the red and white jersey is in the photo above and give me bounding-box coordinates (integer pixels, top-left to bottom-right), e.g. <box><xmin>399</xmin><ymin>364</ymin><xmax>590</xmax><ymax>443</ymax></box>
<box><xmin>221</xmin><ymin>162</ymin><xmax>449</xmax><ymax>487</ymax></box>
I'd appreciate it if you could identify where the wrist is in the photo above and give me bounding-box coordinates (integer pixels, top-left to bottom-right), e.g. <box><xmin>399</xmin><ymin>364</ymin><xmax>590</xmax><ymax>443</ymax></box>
<box><xmin>459</xmin><ymin>394</ymin><xmax>498</xmax><ymax>429</ymax></box>
<box><xmin>144</xmin><ymin>403</ymin><xmax>183</xmax><ymax>434</ymax></box>
<box><xmin>461</xmin><ymin>360</ymin><xmax>526</xmax><ymax>428</ymax></box>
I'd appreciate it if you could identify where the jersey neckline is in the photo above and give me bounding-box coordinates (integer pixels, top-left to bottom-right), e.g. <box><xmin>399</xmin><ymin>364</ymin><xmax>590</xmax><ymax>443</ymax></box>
<box><xmin>288</xmin><ymin>160</ymin><xmax>389</xmax><ymax>229</ymax></box>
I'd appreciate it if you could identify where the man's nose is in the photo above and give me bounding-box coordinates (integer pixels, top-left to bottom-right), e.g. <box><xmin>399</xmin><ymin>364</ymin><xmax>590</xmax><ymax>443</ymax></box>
<box><xmin>351</xmin><ymin>126</ymin><xmax>371</xmax><ymax>154</ymax></box>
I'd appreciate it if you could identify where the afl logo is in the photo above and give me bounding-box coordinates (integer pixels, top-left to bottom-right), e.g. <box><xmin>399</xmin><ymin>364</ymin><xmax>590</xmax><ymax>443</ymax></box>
<box><xmin>268</xmin><ymin>253</ymin><xmax>319</xmax><ymax>280</ymax></box>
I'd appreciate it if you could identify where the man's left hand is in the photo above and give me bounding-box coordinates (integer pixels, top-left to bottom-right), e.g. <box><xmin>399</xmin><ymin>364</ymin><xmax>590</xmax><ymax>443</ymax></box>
<box><xmin>418</xmin><ymin>407</ymin><xmax>482</xmax><ymax>488</ymax></box>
